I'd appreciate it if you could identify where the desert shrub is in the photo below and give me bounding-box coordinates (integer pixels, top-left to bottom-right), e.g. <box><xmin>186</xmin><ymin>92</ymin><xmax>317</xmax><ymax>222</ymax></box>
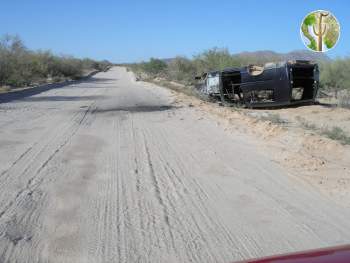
<box><xmin>337</xmin><ymin>90</ymin><xmax>350</xmax><ymax>109</ymax></box>
<box><xmin>141</xmin><ymin>58</ymin><xmax>167</xmax><ymax>76</ymax></box>
<box><xmin>319</xmin><ymin>58</ymin><xmax>350</xmax><ymax>94</ymax></box>
<box><xmin>128</xmin><ymin>48</ymin><xmax>286</xmax><ymax>82</ymax></box>
<box><xmin>258</xmin><ymin>113</ymin><xmax>287</xmax><ymax>124</ymax></box>
<box><xmin>321</xmin><ymin>126</ymin><xmax>350</xmax><ymax>145</ymax></box>
<box><xmin>165</xmin><ymin>56</ymin><xmax>196</xmax><ymax>83</ymax></box>
<box><xmin>0</xmin><ymin>34</ymin><xmax>112</xmax><ymax>88</ymax></box>
<box><xmin>0</xmin><ymin>34</ymin><xmax>29</xmax><ymax>86</ymax></box>
<box><xmin>127</xmin><ymin>47</ymin><xmax>350</xmax><ymax>106</ymax></box>
<box><xmin>55</xmin><ymin>56</ymin><xmax>83</xmax><ymax>79</ymax></box>
<box><xmin>318</xmin><ymin>58</ymin><xmax>350</xmax><ymax>108</ymax></box>
<box><xmin>192</xmin><ymin>48</ymin><xmax>239</xmax><ymax>73</ymax></box>
<box><xmin>93</xmin><ymin>60</ymin><xmax>112</xmax><ymax>72</ymax></box>
<box><xmin>295</xmin><ymin>116</ymin><xmax>318</xmax><ymax>130</ymax></box>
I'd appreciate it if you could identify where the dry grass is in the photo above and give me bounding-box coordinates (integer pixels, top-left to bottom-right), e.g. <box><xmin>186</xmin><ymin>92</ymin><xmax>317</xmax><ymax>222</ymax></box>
<box><xmin>296</xmin><ymin>116</ymin><xmax>350</xmax><ymax>145</ymax></box>
<box><xmin>321</xmin><ymin>126</ymin><xmax>350</xmax><ymax>145</ymax></box>
<box><xmin>295</xmin><ymin>116</ymin><xmax>317</xmax><ymax>131</ymax></box>
<box><xmin>337</xmin><ymin>91</ymin><xmax>350</xmax><ymax>109</ymax></box>
<box><xmin>137</xmin><ymin>70</ymin><xmax>350</xmax><ymax>146</ymax></box>
<box><xmin>258</xmin><ymin>113</ymin><xmax>288</xmax><ymax>124</ymax></box>
<box><xmin>0</xmin><ymin>86</ymin><xmax>11</xmax><ymax>94</ymax></box>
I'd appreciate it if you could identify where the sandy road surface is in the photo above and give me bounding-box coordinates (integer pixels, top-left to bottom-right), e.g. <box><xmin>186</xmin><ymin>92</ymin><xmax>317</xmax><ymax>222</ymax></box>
<box><xmin>0</xmin><ymin>67</ymin><xmax>349</xmax><ymax>263</ymax></box>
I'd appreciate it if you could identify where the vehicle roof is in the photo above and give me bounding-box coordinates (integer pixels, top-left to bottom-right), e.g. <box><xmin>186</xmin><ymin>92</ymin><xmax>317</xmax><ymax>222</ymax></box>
<box><xmin>205</xmin><ymin>60</ymin><xmax>315</xmax><ymax>75</ymax></box>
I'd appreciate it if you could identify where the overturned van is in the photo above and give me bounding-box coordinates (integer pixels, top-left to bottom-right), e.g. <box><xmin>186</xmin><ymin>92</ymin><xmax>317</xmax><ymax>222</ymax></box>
<box><xmin>195</xmin><ymin>60</ymin><xmax>319</xmax><ymax>107</ymax></box>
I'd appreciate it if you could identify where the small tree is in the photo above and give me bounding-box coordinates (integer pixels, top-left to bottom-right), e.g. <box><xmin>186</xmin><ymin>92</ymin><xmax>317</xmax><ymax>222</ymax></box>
<box><xmin>142</xmin><ymin>58</ymin><xmax>167</xmax><ymax>76</ymax></box>
<box><xmin>166</xmin><ymin>56</ymin><xmax>196</xmax><ymax>83</ymax></box>
<box><xmin>320</xmin><ymin>58</ymin><xmax>350</xmax><ymax>97</ymax></box>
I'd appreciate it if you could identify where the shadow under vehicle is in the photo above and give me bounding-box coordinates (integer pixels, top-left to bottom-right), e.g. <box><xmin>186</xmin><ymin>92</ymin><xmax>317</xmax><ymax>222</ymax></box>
<box><xmin>195</xmin><ymin>60</ymin><xmax>319</xmax><ymax>108</ymax></box>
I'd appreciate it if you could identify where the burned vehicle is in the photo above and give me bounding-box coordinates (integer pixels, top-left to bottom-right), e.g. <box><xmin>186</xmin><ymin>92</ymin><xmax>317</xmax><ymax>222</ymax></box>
<box><xmin>195</xmin><ymin>60</ymin><xmax>319</xmax><ymax>107</ymax></box>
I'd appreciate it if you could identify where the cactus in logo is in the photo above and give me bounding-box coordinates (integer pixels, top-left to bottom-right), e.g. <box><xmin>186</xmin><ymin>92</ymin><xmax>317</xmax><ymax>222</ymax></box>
<box><xmin>312</xmin><ymin>12</ymin><xmax>329</xmax><ymax>51</ymax></box>
<box><xmin>301</xmin><ymin>10</ymin><xmax>340</xmax><ymax>52</ymax></box>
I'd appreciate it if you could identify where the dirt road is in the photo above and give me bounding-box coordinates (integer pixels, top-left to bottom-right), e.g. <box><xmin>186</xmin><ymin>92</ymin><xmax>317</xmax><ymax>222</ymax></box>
<box><xmin>0</xmin><ymin>67</ymin><xmax>349</xmax><ymax>263</ymax></box>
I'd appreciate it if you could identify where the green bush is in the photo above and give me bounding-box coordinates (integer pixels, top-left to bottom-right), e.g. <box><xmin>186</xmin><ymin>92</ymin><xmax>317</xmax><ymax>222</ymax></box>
<box><xmin>127</xmin><ymin>47</ymin><xmax>350</xmax><ymax>106</ymax></box>
<box><xmin>319</xmin><ymin>58</ymin><xmax>350</xmax><ymax>95</ymax></box>
<box><xmin>0</xmin><ymin>34</ymin><xmax>112</xmax><ymax>88</ymax></box>
<box><xmin>192</xmin><ymin>48</ymin><xmax>239</xmax><ymax>73</ymax></box>
<box><xmin>321</xmin><ymin>126</ymin><xmax>350</xmax><ymax>145</ymax></box>
<box><xmin>166</xmin><ymin>56</ymin><xmax>196</xmax><ymax>83</ymax></box>
<box><xmin>141</xmin><ymin>58</ymin><xmax>167</xmax><ymax>75</ymax></box>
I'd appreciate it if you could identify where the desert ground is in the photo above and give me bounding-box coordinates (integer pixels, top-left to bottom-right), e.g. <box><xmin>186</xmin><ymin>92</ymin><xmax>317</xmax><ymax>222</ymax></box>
<box><xmin>0</xmin><ymin>67</ymin><xmax>350</xmax><ymax>263</ymax></box>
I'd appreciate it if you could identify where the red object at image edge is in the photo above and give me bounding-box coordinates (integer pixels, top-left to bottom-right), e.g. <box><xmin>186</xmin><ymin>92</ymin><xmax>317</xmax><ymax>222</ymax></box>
<box><xmin>234</xmin><ymin>244</ymin><xmax>350</xmax><ymax>263</ymax></box>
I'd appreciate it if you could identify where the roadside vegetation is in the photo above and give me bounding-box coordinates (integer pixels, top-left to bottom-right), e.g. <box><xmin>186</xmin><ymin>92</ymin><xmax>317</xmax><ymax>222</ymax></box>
<box><xmin>296</xmin><ymin>116</ymin><xmax>350</xmax><ymax>145</ymax></box>
<box><xmin>0</xmin><ymin>34</ymin><xmax>112</xmax><ymax>90</ymax></box>
<box><xmin>128</xmin><ymin>48</ymin><xmax>350</xmax><ymax>146</ymax></box>
<box><xmin>257</xmin><ymin>113</ymin><xmax>288</xmax><ymax>125</ymax></box>
<box><xmin>319</xmin><ymin>59</ymin><xmax>350</xmax><ymax>108</ymax></box>
<box><xmin>127</xmin><ymin>48</ymin><xmax>350</xmax><ymax>108</ymax></box>
<box><xmin>322</xmin><ymin>126</ymin><xmax>350</xmax><ymax>145</ymax></box>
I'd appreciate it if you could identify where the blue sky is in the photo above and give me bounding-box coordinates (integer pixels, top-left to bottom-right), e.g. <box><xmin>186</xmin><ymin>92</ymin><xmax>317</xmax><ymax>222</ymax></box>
<box><xmin>1</xmin><ymin>0</ymin><xmax>349</xmax><ymax>62</ymax></box>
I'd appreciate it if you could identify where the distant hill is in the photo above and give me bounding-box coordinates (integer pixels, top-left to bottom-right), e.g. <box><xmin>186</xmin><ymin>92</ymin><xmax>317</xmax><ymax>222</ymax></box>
<box><xmin>160</xmin><ymin>58</ymin><xmax>177</xmax><ymax>64</ymax></box>
<box><xmin>234</xmin><ymin>50</ymin><xmax>330</xmax><ymax>62</ymax></box>
<box><xmin>161</xmin><ymin>50</ymin><xmax>330</xmax><ymax>64</ymax></box>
